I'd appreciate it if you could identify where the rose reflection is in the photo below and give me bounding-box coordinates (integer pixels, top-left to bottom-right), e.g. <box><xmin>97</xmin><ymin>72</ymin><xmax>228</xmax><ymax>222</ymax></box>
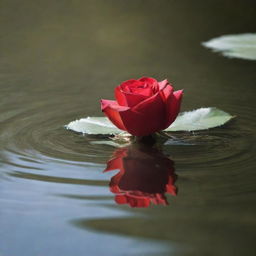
<box><xmin>104</xmin><ymin>143</ymin><xmax>177</xmax><ymax>208</ymax></box>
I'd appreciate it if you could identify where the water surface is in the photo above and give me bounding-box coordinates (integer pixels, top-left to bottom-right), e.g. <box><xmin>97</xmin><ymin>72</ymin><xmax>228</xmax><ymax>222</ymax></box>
<box><xmin>0</xmin><ymin>0</ymin><xmax>256</xmax><ymax>255</ymax></box>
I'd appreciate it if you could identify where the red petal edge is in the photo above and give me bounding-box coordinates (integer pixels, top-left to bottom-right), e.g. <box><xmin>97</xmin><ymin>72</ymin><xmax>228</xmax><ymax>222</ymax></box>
<box><xmin>100</xmin><ymin>99</ymin><xmax>129</xmax><ymax>131</ymax></box>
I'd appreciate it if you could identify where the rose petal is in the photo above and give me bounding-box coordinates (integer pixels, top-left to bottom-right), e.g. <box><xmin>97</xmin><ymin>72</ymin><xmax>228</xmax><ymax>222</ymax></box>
<box><xmin>164</xmin><ymin>90</ymin><xmax>183</xmax><ymax>128</ymax></box>
<box><xmin>159</xmin><ymin>81</ymin><xmax>174</xmax><ymax>103</ymax></box>
<box><xmin>118</xmin><ymin>92</ymin><xmax>166</xmax><ymax>136</ymax></box>
<box><xmin>120</xmin><ymin>79</ymin><xmax>143</xmax><ymax>93</ymax></box>
<box><xmin>115</xmin><ymin>87</ymin><xmax>128</xmax><ymax>106</ymax></box>
<box><xmin>138</xmin><ymin>77</ymin><xmax>157</xmax><ymax>85</ymax></box>
<box><xmin>102</xmin><ymin>78</ymin><xmax>183</xmax><ymax>136</ymax></box>
<box><xmin>121</xmin><ymin>91</ymin><xmax>149</xmax><ymax>107</ymax></box>
<box><xmin>130</xmin><ymin>86</ymin><xmax>153</xmax><ymax>97</ymax></box>
<box><xmin>139</xmin><ymin>77</ymin><xmax>158</xmax><ymax>93</ymax></box>
<box><xmin>100</xmin><ymin>99</ymin><xmax>129</xmax><ymax>131</ymax></box>
<box><xmin>158</xmin><ymin>79</ymin><xmax>169</xmax><ymax>91</ymax></box>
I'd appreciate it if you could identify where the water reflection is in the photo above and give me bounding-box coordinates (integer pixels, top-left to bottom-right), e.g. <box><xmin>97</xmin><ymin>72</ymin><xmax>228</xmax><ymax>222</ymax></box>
<box><xmin>104</xmin><ymin>142</ymin><xmax>177</xmax><ymax>207</ymax></box>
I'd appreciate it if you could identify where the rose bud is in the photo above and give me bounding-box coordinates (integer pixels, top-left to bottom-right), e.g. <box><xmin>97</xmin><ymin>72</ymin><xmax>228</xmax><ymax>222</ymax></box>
<box><xmin>101</xmin><ymin>77</ymin><xmax>183</xmax><ymax>136</ymax></box>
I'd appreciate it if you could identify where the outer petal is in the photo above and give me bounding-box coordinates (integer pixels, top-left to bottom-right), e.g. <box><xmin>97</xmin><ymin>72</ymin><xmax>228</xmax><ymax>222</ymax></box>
<box><xmin>129</xmin><ymin>87</ymin><xmax>153</xmax><ymax>97</ymax></box>
<box><xmin>158</xmin><ymin>81</ymin><xmax>175</xmax><ymax>129</ymax></box>
<box><xmin>158</xmin><ymin>80</ymin><xmax>174</xmax><ymax>100</ymax></box>
<box><xmin>120</xmin><ymin>91</ymin><xmax>149</xmax><ymax>107</ymax></box>
<box><xmin>118</xmin><ymin>92</ymin><xmax>166</xmax><ymax>136</ymax></box>
<box><xmin>164</xmin><ymin>90</ymin><xmax>183</xmax><ymax>128</ymax></box>
<box><xmin>100</xmin><ymin>99</ymin><xmax>129</xmax><ymax>131</ymax></box>
<box><xmin>158</xmin><ymin>79</ymin><xmax>169</xmax><ymax>91</ymax></box>
<box><xmin>115</xmin><ymin>86</ymin><xmax>128</xmax><ymax>106</ymax></box>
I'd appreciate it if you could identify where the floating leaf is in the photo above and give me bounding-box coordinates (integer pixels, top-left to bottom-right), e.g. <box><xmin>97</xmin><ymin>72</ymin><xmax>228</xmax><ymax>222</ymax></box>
<box><xmin>202</xmin><ymin>33</ymin><xmax>256</xmax><ymax>60</ymax></box>
<box><xmin>66</xmin><ymin>116</ymin><xmax>121</xmax><ymax>135</ymax></box>
<box><xmin>165</xmin><ymin>107</ymin><xmax>233</xmax><ymax>132</ymax></box>
<box><xmin>65</xmin><ymin>108</ymin><xmax>234</xmax><ymax>135</ymax></box>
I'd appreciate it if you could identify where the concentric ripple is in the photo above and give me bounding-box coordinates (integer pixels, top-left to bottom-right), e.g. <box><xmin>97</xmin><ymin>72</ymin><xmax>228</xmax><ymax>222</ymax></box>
<box><xmin>0</xmin><ymin>102</ymin><xmax>114</xmax><ymax>164</ymax></box>
<box><xmin>0</xmin><ymin>94</ymin><xmax>256</xmax><ymax>204</ymax></box>
<box><xmin>165</xmin><ymin>127</ymin><xmax>255</xmax><ymax>170</ymax></box>
<box><xmin>0</xmin><ymin>101</ymin><xmax>255</xmax><ymax>171</ymax></box>
<box><xmin>165</xmin><ymin>104</ymin><xmax>256</xmax><ymax>169</ymax></box>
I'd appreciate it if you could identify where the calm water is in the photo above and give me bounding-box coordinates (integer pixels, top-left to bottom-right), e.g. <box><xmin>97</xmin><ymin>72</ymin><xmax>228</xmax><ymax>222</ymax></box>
<box><xmin>0</xmin><ymin>1</ymin><xmax>256</xmax><ymax>255</ymax></box>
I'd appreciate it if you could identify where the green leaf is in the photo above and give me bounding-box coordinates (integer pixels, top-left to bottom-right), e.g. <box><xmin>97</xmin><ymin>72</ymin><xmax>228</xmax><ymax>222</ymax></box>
<box><xmin>164</xmin><ymin>107</ymin><xmax>234</xmax><ymax>132</ymax></box>
<box><xmin>65</xmin><ymin>108</ymin><xmax>234</xmax><ymax>135</ymax></box>
<box><xmin>66</xmin><ymin>116</ymin><xmax>121</xmax><ymax>135</ymax></box>
<box><xmin>202</xmin><ymin>33</ymin><xmax>256</xmax><ymax>60</ymax></box>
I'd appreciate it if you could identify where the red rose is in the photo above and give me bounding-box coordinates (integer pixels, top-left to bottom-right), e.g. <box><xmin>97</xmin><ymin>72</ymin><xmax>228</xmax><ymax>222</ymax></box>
<box><xmin>104</xmin><ymin>145</ymin><xmax>177</xmax><ymax>208</ymax></box>
<box><xmin>101</xmin><ymin>77</ymin><xmax>183</xmax><ymax>136</ymax></box>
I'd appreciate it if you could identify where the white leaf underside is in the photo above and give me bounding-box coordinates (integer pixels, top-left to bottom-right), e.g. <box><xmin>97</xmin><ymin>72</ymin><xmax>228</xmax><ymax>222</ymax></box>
<box><xmin>202</xmin><ymin>33</ymin><xmax>256</xmax><ymax>60</ymax></box>
<box><xmin>65</xmin><ymin>107</ymin><xmax>234</xmax><ymax>135</ymax></box>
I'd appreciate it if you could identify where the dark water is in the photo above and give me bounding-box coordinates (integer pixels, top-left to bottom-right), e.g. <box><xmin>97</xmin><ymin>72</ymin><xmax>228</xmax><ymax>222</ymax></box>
<box><xmin>1</xmin><ymin>1</ymin><xmax>256</xmax><ymax>255</ymax></box>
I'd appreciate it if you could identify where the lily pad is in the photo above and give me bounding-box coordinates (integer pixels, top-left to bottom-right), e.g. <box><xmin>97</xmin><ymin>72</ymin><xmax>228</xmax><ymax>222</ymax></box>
<box><xmin>65</xmin><ymin>107</ymin><xmax>234</xmax><ymax>135</ymax></box>
<box><xmin>202</xmin><ymin>33</ymin><xmax>256</xmax><ymax>60</ymax></box>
